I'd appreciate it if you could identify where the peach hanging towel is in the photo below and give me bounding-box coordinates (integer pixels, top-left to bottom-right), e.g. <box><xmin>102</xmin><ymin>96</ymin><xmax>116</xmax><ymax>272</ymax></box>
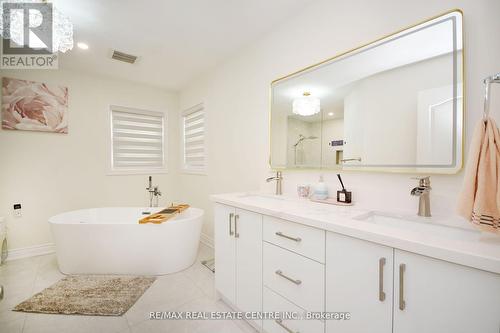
<box><xmin>457</xmin><ymin>117</ymin><xmax>500</xmax><ymax>233</ymax></box>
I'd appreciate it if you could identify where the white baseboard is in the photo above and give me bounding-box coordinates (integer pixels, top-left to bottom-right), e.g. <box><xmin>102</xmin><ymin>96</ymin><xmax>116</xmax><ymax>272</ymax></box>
<box><xmin>6</xmin><ymin>243</ymin><xmax>55</xmax><ymax>261</ymax></box>
<box><xmin>200</xmin><ymin>233</ymin><xmax>214</xmax><ymax>248</ymax></box>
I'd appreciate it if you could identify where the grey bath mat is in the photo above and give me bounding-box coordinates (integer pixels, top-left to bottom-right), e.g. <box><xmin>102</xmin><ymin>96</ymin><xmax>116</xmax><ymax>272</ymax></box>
<box><xmin>14</xmin><ymin>275</ymin><xmax>156</xmax><ymax>316</ymax></box>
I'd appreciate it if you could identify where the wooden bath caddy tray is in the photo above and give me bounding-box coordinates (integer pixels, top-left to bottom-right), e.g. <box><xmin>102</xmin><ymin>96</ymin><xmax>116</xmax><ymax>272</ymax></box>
<box><xmin>139</xmin><ymin>204</ymin><xmax>190</xmax><ymax>224</ymax></box>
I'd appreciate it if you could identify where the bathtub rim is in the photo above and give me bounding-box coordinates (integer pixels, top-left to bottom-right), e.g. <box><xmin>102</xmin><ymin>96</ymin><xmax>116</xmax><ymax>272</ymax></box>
<box><xmin>48</xmin><ymin>206</ymin><xmax>204</xmax><ymax>225</ymax></box>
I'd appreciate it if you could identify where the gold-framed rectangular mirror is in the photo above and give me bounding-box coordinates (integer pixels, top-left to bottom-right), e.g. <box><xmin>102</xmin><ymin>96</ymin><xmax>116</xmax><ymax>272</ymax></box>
<box><xmin>270</xmin><ymin>10</ymin><xmax>463</xmax><ymax>174</ymax></box>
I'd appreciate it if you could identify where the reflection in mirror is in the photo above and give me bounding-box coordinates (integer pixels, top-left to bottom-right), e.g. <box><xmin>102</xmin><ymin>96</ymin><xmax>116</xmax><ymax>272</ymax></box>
<box><xmin>271</xmin><ymin>92</ymin><xmax>323</xmax><ymax>168</ymax></box>
<box><xmin>287</xmin><ymin>113</ymin><xmax>321</xmax><ymax>168</ymax></box>
<box><xmin>321</xmin><ymin>104</ymin><xmax>344</xmax><ymax>169</ymax></box>
<box><xmin>270</xmin><ymin>10</ymin><xmax>463</xmax><ymax>173</ymax></box>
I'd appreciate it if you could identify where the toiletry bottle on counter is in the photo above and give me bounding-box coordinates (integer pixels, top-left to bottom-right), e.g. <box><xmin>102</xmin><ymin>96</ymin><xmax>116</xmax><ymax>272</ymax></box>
<box><xmin>313</xmin><ymin>175</ymin><xmax>329</xmax><ymax>200</ymax></box>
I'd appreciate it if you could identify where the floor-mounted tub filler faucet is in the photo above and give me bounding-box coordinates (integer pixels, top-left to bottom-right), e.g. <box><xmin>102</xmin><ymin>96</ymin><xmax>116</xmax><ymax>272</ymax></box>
<box><xmin>266</xmin><ymin>171</ymin><xmax>283</xmax><ymax>195</ymax></box>
<box><xmin>410</xmin><ymin>176</ymin><xmax>432</xmax><ymax>217</ymax></box>
<box><xmin>146</xmin><ymin>176</ymin><xmax>162</xmax><ymax>207</ymax></box>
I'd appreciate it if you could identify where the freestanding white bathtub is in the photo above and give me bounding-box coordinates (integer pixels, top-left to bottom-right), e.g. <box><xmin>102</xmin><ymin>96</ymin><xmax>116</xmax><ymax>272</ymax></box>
<box><xmin>49</xmin><ymin>207</ymin><xmax>204</xmax><ymax>275</ymax></box>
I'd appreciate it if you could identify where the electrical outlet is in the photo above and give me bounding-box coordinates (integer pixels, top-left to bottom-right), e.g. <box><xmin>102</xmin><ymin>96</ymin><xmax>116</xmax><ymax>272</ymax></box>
<box><xmin>13</xmin><ymin>203</ymin><xmax>22</xmax><ymax>217</ymax></box>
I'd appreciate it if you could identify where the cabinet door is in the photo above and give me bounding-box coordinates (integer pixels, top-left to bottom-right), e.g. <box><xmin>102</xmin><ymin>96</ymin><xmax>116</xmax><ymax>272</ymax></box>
<box><xmin>394</xmin><ymin>250</ymin><xmax>500</xmax><ymax>333</ymax></box>
<box><xmin>235</xmin><ymin>208</ymin><xmax>263</xmax><ymax>328</ymax></box>
<box><xmin>326</xmin><ymin>232</ymin><xmax>393</xmax><ymax>333</ymax></box>
<box><xmin>214</xmin><ymin>204</ymin><xmax>236</xmax><ymax>304</ymax></box>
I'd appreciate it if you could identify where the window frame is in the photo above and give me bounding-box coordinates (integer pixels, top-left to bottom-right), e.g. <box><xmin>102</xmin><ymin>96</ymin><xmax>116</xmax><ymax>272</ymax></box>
<box><xmin>181</xmin><ymin>103</ymin><xmax>207</xmax><ymax>175</ymax></box>
<box><xmin>107</xmin><ymin>105</ymin><xmax>168</xmax><ymax>175</ymax></box>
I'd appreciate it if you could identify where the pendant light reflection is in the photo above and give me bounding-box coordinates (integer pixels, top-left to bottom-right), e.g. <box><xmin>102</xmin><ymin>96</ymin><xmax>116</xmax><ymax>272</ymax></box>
<box><xmin>292</xmin><ymin>92</ymin><xmax>320</xmax><ymax>116</ymax></box>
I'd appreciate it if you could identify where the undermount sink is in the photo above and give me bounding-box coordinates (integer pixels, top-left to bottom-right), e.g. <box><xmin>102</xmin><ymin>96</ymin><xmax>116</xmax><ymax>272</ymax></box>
<box><xmin>235</xmin><ymin>193</ymin><xmax>290</xmax><ymax>209</ymax></box>
<box><xmin>354</xmin><ymin>211</ymin><xmax>483</xmax><ymax>242</ymax></box>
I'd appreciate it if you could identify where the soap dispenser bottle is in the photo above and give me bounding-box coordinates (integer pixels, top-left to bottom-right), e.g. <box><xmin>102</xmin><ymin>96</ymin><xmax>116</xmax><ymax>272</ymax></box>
<box><xmin>313</xmin><ymin>175</ymin><xmax>329</xmax><ymax>200</ymax></box>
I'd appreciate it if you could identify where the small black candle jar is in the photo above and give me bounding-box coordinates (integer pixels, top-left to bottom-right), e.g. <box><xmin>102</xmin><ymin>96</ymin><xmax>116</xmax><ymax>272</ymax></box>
<box><xmin>337</xmin><ymin>189</ymin><xmax>352</xmax><ymax>203</ymax></box>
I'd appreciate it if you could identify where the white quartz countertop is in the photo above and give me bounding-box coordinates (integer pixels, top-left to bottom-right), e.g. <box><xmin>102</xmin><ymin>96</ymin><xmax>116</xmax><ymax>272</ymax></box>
<box><xmin>210</xmin><ymin>192</ymin><xmax>500</xmax><ymax>275</ymax></box>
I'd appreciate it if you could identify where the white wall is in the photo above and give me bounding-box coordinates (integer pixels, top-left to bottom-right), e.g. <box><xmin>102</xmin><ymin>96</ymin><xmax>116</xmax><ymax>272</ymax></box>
<box><xmin>0</xmin><ymin>69</ymin><xmax>179</xmax><ymax>251</ymax></box>
<box><xmin>179</xmin><ymin>0</ymin><xmax>500</xmax><ymax>241</ymax></box>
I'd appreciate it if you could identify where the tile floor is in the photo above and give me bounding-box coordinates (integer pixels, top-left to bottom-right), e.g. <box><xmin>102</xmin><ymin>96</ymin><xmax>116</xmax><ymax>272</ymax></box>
<box><xmin>0</xmin><ymin>243</ymin><xmax>257</xmax><ymax>333</ymax></box>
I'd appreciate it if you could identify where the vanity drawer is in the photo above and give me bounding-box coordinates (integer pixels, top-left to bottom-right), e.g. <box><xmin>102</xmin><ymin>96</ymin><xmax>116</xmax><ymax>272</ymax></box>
<box><xmin>263</xmin><ymin>216</ymin><xmax>325</xmax><ymax>263</ymax></box>
<box><xmin>263</xmin><ymin>242</ymin><xmax>325</xmax><ymax>313</ymax></box>
<box><xmin>263</xmin><ymin>287</ymin><xmax>324</xmax><ymax>333</ymax></box>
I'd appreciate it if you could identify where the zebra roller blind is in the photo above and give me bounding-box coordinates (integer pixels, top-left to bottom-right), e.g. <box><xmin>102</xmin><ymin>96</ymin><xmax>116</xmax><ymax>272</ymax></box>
<box><xmin>182</xmin><ymin>104</ymin><xmax>206</xmax><ymax>172</ymax></box>
<box><xmin>110</xmin><ymin>106</ymin><xmax>166</xmax><ymax>171</ymax></box>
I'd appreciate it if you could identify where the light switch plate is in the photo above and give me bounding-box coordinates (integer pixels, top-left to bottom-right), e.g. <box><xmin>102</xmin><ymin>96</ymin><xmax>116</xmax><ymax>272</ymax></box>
<box><xmin>13</xmin><ymin>204</ymin><xmax>22</xmax><ymax>217</ymax></box>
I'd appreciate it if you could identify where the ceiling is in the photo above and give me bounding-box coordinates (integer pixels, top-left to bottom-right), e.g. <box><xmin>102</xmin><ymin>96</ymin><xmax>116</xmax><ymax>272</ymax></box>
<box><xmin>53</xmin><ymin>0</ymin><xmax>314</xmax><ymax>91</ymax></box>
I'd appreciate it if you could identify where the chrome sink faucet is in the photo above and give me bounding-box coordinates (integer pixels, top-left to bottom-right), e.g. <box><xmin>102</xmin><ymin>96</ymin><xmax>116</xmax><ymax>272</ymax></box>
<box><xmin>266</xmin><ymin>171</ymin><xmax>283</xmax><ymax>195</ymax></box>
<box><xmin>410</xmin><ymin>176</ymin><xmax>431</xmax><ymax>217</ymax></box>
<box><xmin>146</xmin><ymin>176</ymin><xmax>162</xmax><ymax>207</ymax></box>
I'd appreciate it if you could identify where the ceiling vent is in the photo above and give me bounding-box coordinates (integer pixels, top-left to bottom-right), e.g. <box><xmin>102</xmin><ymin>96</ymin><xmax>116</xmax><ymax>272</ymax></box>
<box><xmin>111</xmin><ymin>50</ymin><xmax>138</xmax><ymax>64</ymax></box>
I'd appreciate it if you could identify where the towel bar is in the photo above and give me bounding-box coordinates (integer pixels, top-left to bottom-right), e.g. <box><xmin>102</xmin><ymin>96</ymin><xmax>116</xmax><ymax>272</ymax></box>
<box><xmin>483</xmin><ymin>72</ymin><xmax>500</xmax><ymax>119</ymax></box>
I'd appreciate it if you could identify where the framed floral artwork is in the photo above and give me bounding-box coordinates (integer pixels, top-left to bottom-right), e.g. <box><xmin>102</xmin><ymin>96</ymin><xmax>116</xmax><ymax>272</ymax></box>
<box><xmin>1</xmin><ymin>77</ymin><xmax>68</xmax><ymax>133</ymax></box>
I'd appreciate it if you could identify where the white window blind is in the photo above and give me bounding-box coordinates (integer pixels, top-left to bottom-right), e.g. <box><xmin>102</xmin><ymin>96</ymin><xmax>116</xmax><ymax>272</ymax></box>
<box><xmin>182</xmin><ymin>104</ymin><xmax>206</xmax><ymax>172</ymax></box>
<box><xmin>110</xmin><ymin>106</ymin><xmax>166</xmax><ymax>172</ymax></box>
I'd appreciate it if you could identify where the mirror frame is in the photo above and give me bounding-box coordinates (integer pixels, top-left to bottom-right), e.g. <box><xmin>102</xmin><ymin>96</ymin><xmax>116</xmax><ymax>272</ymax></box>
<box><xmin>269</xmin><ymin>9</ymin><xmax>464</xmax><ymax>174</ymax></box>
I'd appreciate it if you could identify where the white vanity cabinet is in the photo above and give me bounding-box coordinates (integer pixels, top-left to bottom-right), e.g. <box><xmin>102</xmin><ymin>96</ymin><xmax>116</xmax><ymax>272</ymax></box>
<box><xmin>214</xmin><ymin>203</ymin><xmax>263</xmax><ymax>329</ymax></box>
<box><xmin>262</xmin><ymin>216</ymin><xmax>326</xmax><ymax>333</ymax></box>
<box><xmin>263</xmin><ymin>287</ymin><xmax>325</xmax><ymax>333</ymax></box>
<box><xmin>214</xmin><ymin>204</ymin><xmax>237</xmax><ymax>303</ymax></box>
<box><xmin>213</xmin><ymin>198</ymin><xmax>500</xmax><ymax>333</ymax></box>
<box><xmin>263</xmin><ymin>216</ymin><xmax>325</xmax><ymax>262</ymax></box>
<box><xmin>325</xmin><ymin>232</ymin><xmax>500</xmax><ymax>333</ymax></box>
<box><xmin>393</xmin><ymin>250</ymin><xmax>500</xmax><ymax>333</ymax></box>
<box><xmin>325</xmin><ymin>232</ymin><xmax>393</xmax><ymax>333</ymax></box>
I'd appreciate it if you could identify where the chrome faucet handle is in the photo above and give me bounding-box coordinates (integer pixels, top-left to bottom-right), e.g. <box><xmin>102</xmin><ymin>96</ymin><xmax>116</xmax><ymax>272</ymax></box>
<box><xmin>411</xmin><ymin>176</ymin><xmax>431</xmax><ymax>187</ymax></box>
<box><xmin>411</xmin><ymin>177</ymin><xmax>431</xmax><ymax>217</ymax></box>
<box><xmin>266</xmin><ymin>171</ymin><xmax>283</xmax><ymax>182</ymax></box>
<box><xmin>266</xmin><ymin>171</ymin><xmax>283</xmax><ymax>195</ymax></box>
<box><xmin>153</xmin><ymin>186</ymin><xmax>162</xmax><ymax>196</ymax></box>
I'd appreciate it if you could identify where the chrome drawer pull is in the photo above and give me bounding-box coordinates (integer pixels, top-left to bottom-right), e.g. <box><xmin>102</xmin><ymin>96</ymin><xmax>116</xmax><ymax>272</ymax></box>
<box><xmin>228</xmin><ymin>213</ymin><xmax>234</xmax><ymax>236</ymax></box>
<box><xmin>275</xmin><ymin>231</ymin><xmax>302</xmax><ymax>242</ymax></box>
<box><xmin>399</xmin><ymin>263</ymin><xmax>406</xmax><ymax>310</ymax></box>
<box><xmin>234</xmin><ymin>214</ymin><xmax>240</xmax><ymax>238</ymax></box>
<box><xmin>379</xmin><ymin>257</ymin><xmax>386</xmax><ymax>302</ymax></box>
<box><xmin>275</xmin><ymin>319</ymin><xmax>299</xmax><ymax>333</ymax></box>
<box><xmin>275</xmin><ymin>270</ymin><xmax>302</xmax><ymax>285</ymax></box>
